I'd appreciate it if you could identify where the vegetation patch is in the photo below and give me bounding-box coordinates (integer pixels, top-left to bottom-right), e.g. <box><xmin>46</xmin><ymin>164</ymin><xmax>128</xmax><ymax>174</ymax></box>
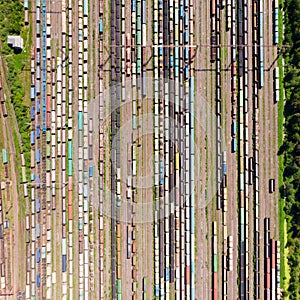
<box><xmin>0</xmin><ymin>0</ymin><xmax>31</xmax><ymax>166</ymax></box>
<box><xmin>280</xmin><ymin>0</ymin><xmax>300</xmax><ymax>298</ymax></box>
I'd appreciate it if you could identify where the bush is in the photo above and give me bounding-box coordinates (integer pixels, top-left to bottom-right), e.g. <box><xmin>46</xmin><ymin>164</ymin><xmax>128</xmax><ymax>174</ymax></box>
<box><xmin>0</xmin><ymin>1</ymin><xmax>30</xmax><ymax>177</ymax></box>
<box><xmin>282</xmin><ymin>0</ymin><xmax>300</xmax><ymax>298</ymax></box>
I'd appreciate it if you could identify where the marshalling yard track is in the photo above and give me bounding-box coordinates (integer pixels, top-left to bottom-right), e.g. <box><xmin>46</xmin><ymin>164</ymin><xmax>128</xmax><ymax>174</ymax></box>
<box><xmin>0</xmin><ymin>0</ymin><xmax>286</xmax><ymax>299</ymax></box>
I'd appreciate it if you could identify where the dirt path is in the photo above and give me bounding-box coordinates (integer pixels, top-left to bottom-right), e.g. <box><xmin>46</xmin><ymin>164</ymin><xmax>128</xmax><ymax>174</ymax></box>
<box><xmin>194</xmin><ymin>0</ymin><xmax>213</xmax><ymax>298</ymax></box>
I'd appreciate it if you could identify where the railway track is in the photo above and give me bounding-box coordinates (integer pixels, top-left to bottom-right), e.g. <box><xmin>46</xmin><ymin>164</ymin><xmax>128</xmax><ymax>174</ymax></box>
<box><xmin>1</xmin><ymin>0</ymin><xmax>284</xmax><ymax>298</ymax></box>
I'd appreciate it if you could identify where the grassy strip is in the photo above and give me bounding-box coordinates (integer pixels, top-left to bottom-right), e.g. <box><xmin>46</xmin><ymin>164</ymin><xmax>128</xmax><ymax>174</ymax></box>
<box><xmin>278</xmin><ymin>55</ymin><xmax>288</xmax><ymax>289</ymax></box>
<box><xmin>277</xmin><ymin>0</ymin><xmax>289</xmax><ymax>292</ymax></box>
<box><xmin>280</xmin><ymin>0</ymin><xmax>300</xmax><ymax>298</ymax></box>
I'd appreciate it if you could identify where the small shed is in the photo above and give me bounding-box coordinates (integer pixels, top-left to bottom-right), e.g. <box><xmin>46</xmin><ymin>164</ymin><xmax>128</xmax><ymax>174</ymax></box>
<box><xmin>7</xmin><ymin>36</ymin><xmax>23</xmax><ymax>51</ymax></box>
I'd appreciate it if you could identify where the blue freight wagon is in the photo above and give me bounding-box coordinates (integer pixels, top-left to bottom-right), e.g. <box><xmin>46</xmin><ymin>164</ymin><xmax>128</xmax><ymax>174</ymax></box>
<box><xmin>42</xmin><ymin>82</ymin><xmax>46</xmax><ymax>96</ymax></box>
<box><xmin>232</xmin><ymin>138</ymin><xmax>237</xmax><ymax>153</ymax></box>
<box><xmin>42</xmin><ymin>107</ymin><xmax>46</xmax><ymax>132</ymax></box>
<box><xmin>36</xmin><ymin>99</ymin><xmax>40</xmax><ymax>114</ymax></box>
<box><xmin>259</xmin><ymin>62</ymin><xmax>264</xmax><ymax>87</ymax></box>
<box><xmin>36</xmin><ymin>125</ymin><xmax>40</xmax><ymax>139</ymax></box>
<box><xmin>132</xmin><ymin>0</ymin><xmax>136</xmax><ymax>11</ymax></box>
<box><xmin>78</xmin><ymin>29</ymin><xmax>83</xmax><ymax>42</ymax></box>
<box><xmin>159</xmin><ymin>162</ymin><xmax>164</xmax><ymax>184</ymax></box>
<box><xmin>154</xmin><ymin>285</ymin><xmax>159</xmax><ymax>296</ymax></box>
<box><xmin>31</xmin><ymin>173</ymin><xmax>35</xmax><ymax>181</ymax></box>
<box><xmin>184</xmin><ymin>12</ymin><xmax>189</xmax><ymax>27</ymax></box>
<box><xmin>31</xmin><ymin>106</ymin><xmax>35</xmax><ymax>120</ymax></box>
<box><xmin>223</xmin><ymin>162</ymin><xmax>227</xmax><ymax>174</ymax></box>
<box><xmin>184</xmin><ymin>48</ymin><xmax>189</xmax><ymax>60</ymax></box>
<box><xmin>62</xmin><ymin>255</ymin><xmax>67</xmax><ymax>272</ymax></box>
<box><xmin>158</xmin><ymin>0</ymin><xmax>163</xmax><ymax>9</ymax></box>
<box><xmin>180</xmin><ymin>6</ymin><xmax>184</xmax><ymax>18</ymax></box>
<box><xmin>232</xmin><ymin>121</ymin><xmax>237</xmax><ymax>136</ymax></box>
<box><xmin>158</xmin><ymin>46</ymin><xmax>163</xmax><ymax>56</ymax></box>
<box><xmin>89</xmin><ymin>166</ymin><xmax>93</xmax><ymax>177</ymax></box>
<box><xmin>190</xmin><ymin>76</ymin><xmax>195</xmax><ymax>92</ymax></box>
<box><xmin>184</xmin><ymin>30</ymin><xmax>189</xmax><ymax>44</ymax></box>
<box><xmin>36</xmin><ymin>249</ymin><xmax>40</xmax><ymax>263</ymax></box>
<box><xmin>36</xmin><ymin>175</ymin><xmax>40</xmax><ymax>188</ymax></box>
<box><xmin>83</xmin><ymin>0</ymin><xmax>88</xmax><ymax>16</ymax></box>
<box><xmin>166</xmin><ymin>267</ymin><xmax>169</xmax><ymax>281</ymax></box>
<box><xmin>36</xmin><ymin>150</ymin><xmax>40</xmax><ymax>163</ymax></box>
<box><xmin>190</xmin><ymin>208</ymin><xmax>195</xmax><ymax>233</ymax></box>
<box><xmin>184</xmin><ymin>65</ymin><xmax>189</xmax><ymax>80</ymax></box>
<box><xmin>36</xmin><ymin>199</ymin><xmax>40</xmax><ymax>213</ymax></box>
<box><xmin>142</xmin><ymin>1</ymin><xmax>146</xmax><ymax>24</ymax></box>
<box><xmin>170</xmin><ymin>55</ymin><xmax>174</xmax><ymax>67</ymax></box>
<box><xmin>99</xmin><ymin>19</ymin><xmax>103</xmax><ymax>33</ymax></box>
<box><xmin>36</xmin><ymin>274</ymin><xmax>40</xmax><ymax>287</ymax></box>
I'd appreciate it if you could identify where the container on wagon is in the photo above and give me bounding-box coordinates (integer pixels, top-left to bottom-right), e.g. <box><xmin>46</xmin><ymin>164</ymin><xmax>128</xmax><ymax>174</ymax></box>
<box><xmin>36</xmin><ymin>274</ymin><xmax>40</xmax><ymax>287</ymax></box>
<box><xmin>78</xmin><ymin>29</ymin><xmax>83</xmax><ymax>41</ymax></box>
<box><xmin>41</xmin><ymin>246</ymin><xmax>46</xmax><ymax>259</ymax></box>
<box><xmin>30</xmin><ymin>106</ymin><xmax>35</xmax><ymax>120</ymax></box>
<box><xmin>99</xmin><ymin>19</ymin><xmax>103</xmax><ymax>33</ymax></box>
<box><xmin>36</xmin><ymin>174</ymin><xmax>40</xmax><ymax>188</ymax></box>
<box><xmin>62</xmin><ymin>255</ymin><xmax>67</xmax><ymax>272</ymax></box>
<box><xmin>21</xmin><ymin>166</ymin><xmax>27</xmax><ymax>183</ymax></box>
<box><xmin>36</xmin><ymin>199</ymin><xmax>40</xmax><ymax>213</ymax></box>
<box><xmin>36</xmin><ymin>125</ymin><xmax>40</xmax><ymax>139</ymax></box>
<box><xmin>36</xmin><ymin>149</ymin><xmax>40</xmax><ymax>163</ymax></box>
<box><xmin>269</xmin><ymin>179</ymin><xmax>275</xmax><ymax>193</ymax></box>
<box><xmin>36</xmin><ymin>249</ymin><xmax>40</xmax><ymax>263</ymax></box>
<box><xmin>36</xmin><ymin>223</ymin><xmax>40</xmax><ymax>238</ymax></box>
<box><xmin>89</xmin><ymin>166</ymin><xmax>93</xmax><ymax>177</ymax></box>
<box><xmin>36</xmin><ymin>99</ymin><xmax>40</xmax><ymax>114</ymax></box>
<box><xmin>30</xmin><ymin>86</ymin><xmax>35</xmax><ymax>99</ymax></box>
<box><xmin>2</xmin><ymin>149</ymin><xmax>7</xmax><ymax>164</ymax></box>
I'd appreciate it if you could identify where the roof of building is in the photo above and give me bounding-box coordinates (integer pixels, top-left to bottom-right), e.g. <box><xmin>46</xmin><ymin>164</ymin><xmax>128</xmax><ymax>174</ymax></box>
<box><xmin>7</xmin><ymin>35</ymin><xmax>23</xmax><ymax>49</ymax></box>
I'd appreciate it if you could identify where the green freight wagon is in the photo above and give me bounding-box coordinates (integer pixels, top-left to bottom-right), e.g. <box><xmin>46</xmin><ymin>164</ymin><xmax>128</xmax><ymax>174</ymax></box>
<box><xmin>2</xmin><ymin>149</ymin><xmax>7</xmax><ymax>164</ymax></box>
<box><xmin>213</xmin><ymin>253</ymin><xmax>218</xmax><ymax>272</ymax></box>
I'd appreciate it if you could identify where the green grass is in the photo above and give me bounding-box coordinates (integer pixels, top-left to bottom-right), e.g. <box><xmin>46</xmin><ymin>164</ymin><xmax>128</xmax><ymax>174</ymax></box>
<box><xmin>277</xmin><ymin>0</ymin><xmax>289</xmax><ymax>292</ymax></box>
<box><xmin>277</xmin><ymin>61</ymin><xmax>288</xmax><ymax>289</ymax></box>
